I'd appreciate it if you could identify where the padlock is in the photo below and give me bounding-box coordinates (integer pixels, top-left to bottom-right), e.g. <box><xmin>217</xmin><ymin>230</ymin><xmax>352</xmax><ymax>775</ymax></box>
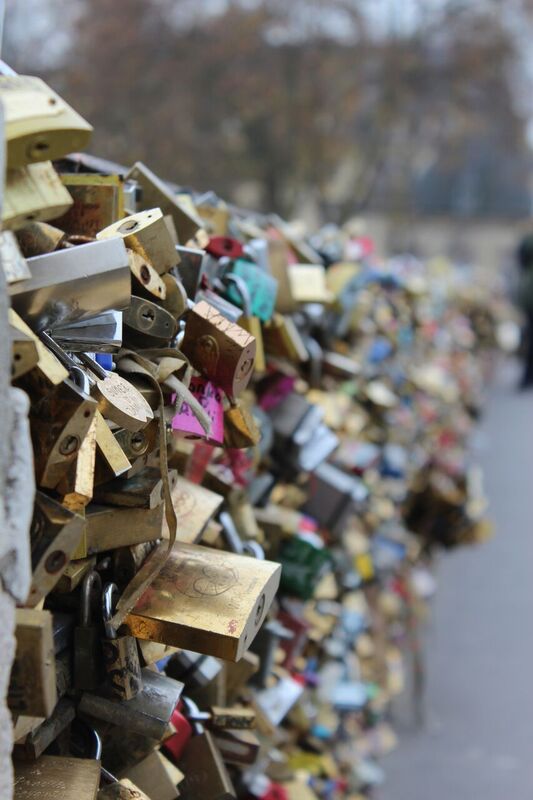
<box><xmin>4</xmin><ymin>160</ymin><xmax>74</xmax><ymax>230</ymax></box>
<box><xmin>101</xmin><ymin>582</ymin><xmax>143</xmax><ymax>700</ymax></box>
<box><xmin>30</xmin><ymin>375</ymin><xmax>98</xmax><ymax>489</ymax></box>
<box><xmin>94</xmin><ymin>411</ymin><xmax>133</xmax><ymax>484</ymax></box>
<box><xmin>165</xmin><ymin>649</ymin><xmax>223</xmax><ymax>692</ymax></box>
<box><xmin>119</xmin><ymin>748</ymin><xmax>185</xmax><ymax>800</ymax></box>
<box><xmin>225</xmin><ymin>259</ymin><xmax>278</xmax><ymax>322</ymax></box>
<box><xmin>223</xmin><ymin>272</ymin><xmax>265</xmax><ymax>374</ymax></box>
<box><xmin>74</xmin><ymin>570</ymin><xmax>104</xmax><ymax>691</ymax></box>
<box><xmin>123</xmin><ymin>295</ymin><xmax>178</xmax><ymax>347</ymax></box>
<box><xmin>161</xmin><ymin>703</ymin><xmax>193</xmax><ymax>762</ymax></box>
<box><xmin>26</xmin><ymin>492</ymin><xmax>85</xmax><ymax>606</ymax></box>
<box><xmin>223</xmin><ymin>399</ymin><xmax>261</xmax><ymax>449</ymax></box>
<box><xmin>206</xmin><ymin>235</ymin><xmax>243</xmax><ymax>260</ymax></box>
<box><xmin>51</xmin><ymin>310</ymin><xmax>124</xmax><ymax>354</ymax></box>
<box><xmin>10</xmin><ymin>237</ymin><xmax>131</xmax><ymax>332</ymax></box>
<box><xmin>160</xmin><ymin>477</ymin><xmax>224</xmax><ymax>546</ymax></box>
<box><xmin>126</xmin><ymin>161</ymin><xmax>201</xmax><ymax>244</ymax></box>
<box><xmin>57</xmin><ymin>412</ymin><xmax>98</xmax><ymax>513</ymax></box>
<box><xmin>97</xmin><ymin>208</ymin><xmax>178</xmax><ymax>275</ymax></box>
<box><xmin>177</xmin><ymin>697</ymin><xmax>236</xmax><ymax>800</ymax></box>
<box><xmin>8</xmin><ymin>608</ymin><xmax>57</xmax><ymax>718</ymax></box>
<box><xmin>54</xmin><ymin>173</ymin><xmax>124</xmax><ymax>237</ymax></box>
<box><xmin>93</xmin><ymin>466</ymin><xmax>174</xmax><ymax>510</ymax></box>
<box><xmin>79</xmin><ymin>667</ymin><xmax>184</xmax><ymax>741</ymax></box>
<box><xmin>212</xmin><ymin>728</ymin><xmax>260</xmax><ymax>766</ymax></box>
<box><xmin>263</xmin><ymin>313</ymin><xmax>309</xmax><ymax>363</ymax></box>
<box><xmin>128</xmin><ymin>248</ymin><xmax>167</xmax><ymax>300</ymax></box>
<box><xmin>181</xmin><ymin>300</ymin><xmax>256</xmax><ymax>399</ymax></box>
<box><xmin>125</xmin><ymin>542</ymin><xmax>281</xmax><ymax>661</ymax></box>
<box><xmin>83</xmin><ymin>503</ymin><xmax>164</xmax><ymax>555</ymax></box>
<box><xmin>158</xmin><ymin>273</ymin><xmax>188</xmax><ymax>319</ymax></box>
<box><xmin>14</xmin><ymin>697</ymin><xmax>75</xmax><ymax>761</ymax></box>
<box><xmin>78</xmin><ymin>353</ymin><xmax>154</xmax><ymax>433</ymax></box>
<box><xmin>98</xmin><ymin>773</ymin><xmax>152</xmax><ymax>800</ymax></box>
<box><xmin>16</xmin><ymin>220</ymin><xmax>66</xmax><ymax>256</ymax></box>
<box><xmin>2</xmin><ymin>230</ymin><xmax>32</xmax><ymax>284</ymax></box>
<box><xmin>0</xmin><ymin>74</ymin><xmax>93</xmax><ymax>167</ymax></box>
<box><xmin>175</xmin><ymin>244</ymin><xmax>205</xmax><ymax>297</ymax></box>
<box><xmin>13</xmin><ymin>755</ymin><xmax>101</xmax><ymax>800</ymax></box>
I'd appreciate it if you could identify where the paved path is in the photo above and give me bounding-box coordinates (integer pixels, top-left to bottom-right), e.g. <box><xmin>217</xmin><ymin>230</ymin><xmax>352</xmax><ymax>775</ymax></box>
<box><xmin>380</xmin><ymin>360</ymin><xmax>533</xmax><ymax>800</ymax></box>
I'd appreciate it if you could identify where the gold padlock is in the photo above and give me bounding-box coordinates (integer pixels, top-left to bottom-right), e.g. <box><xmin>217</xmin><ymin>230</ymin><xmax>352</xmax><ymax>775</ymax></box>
<box><xmin>263</xmin><ymin>313</ymin><xmax>309</xmax><ymax>363</ymax></box>
<box><xmin>55</xmin><ymin>173</ymin><xmax>124</xmax><ymax>237</ymax></box>
<box><xmin>97</xmin><ymin>208</ymin><xmax>178</xmax><ymax>275</ymax></box>
<box><xmin>14</xmin><ymin>755</ymin><xmax>101</xmax><ymax>800</ymax></box>
<box><xmin>181</xmin><ymin>300</ymin><xmax>256</xmax><ymax>399</ymax></box>
<box><xmin>224</xmin><ymin>400</ymin><xmax>261</xmax><ymax>449</ymax></box>
<box><xmin>4</xmin><ymin>161</ymin><xmax>73</xmax><ymax>231</ymax></box>
<box><xmin>125</xmin><ymin>542</ymin><xmax>281</xmax><ymax>661</ymax></box>
<box><xmin>0</xmin><ymin>74</ymin><xmax>93</xmax><ymax>167</ymax></box>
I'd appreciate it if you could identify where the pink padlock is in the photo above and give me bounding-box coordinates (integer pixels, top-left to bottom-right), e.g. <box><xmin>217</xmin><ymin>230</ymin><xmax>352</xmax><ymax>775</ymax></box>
<box><xmin>171</xmin><ymin>376</ymin><xmax>224</xmax><ymax>445</ymax></box>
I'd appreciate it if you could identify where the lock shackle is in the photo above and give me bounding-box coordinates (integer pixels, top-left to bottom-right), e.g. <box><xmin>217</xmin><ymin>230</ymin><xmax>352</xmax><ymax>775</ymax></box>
<box><xmin>222</xmin><ymin>272</ymin><xmax>252</xmax><ymax>317</ymax></box>
<box><xmin>182</xmin><ymin>696</ymin><xmax>210</xmax><ymax>735</ymax></box>
<box><xmin>102</xmin><ymin>582</ymin><xmax>119</xmax><ymax>639</ymax></box>
<box><xmin>80</xmin><ymin>570</ymin><xmax>102</xmax><ymax>627</ymax></box>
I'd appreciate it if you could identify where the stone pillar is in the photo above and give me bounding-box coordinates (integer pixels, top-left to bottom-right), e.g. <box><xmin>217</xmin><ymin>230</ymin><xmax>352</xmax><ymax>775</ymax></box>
<box><xmin>0</xmin><ymin>103</ymin><xmax>35</xmax><ymax>800</ymax></box>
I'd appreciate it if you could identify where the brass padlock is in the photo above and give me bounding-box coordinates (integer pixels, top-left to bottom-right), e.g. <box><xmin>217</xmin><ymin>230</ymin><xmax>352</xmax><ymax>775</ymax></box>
<box><xmin>126</xmin><ymin>161</ymin><xmax>201</xmax><ymax>244</ymax></box>
<box><xmin>263</xmin><ymin>313</ymin><xmax>309</xmax><ymax>363</ymax></box>
<box><xmin>101</xmin><ymin>583</ymin><xmax>143</xmax><ymax>700</ymax></box>
<box><xmin>26</xmin><ymin>492</ymin><xmax>85</xmax><ymax>606</ymax></box>
<box><xmin>14</xmin><ymin>755</ymin><xmax>101</xmax><ymax>800</ymax></box>
<box><xmin>30</xmin><ymin>377</ymin><xmax>98</xmax><ymax>489</ymax></box>
<box><xmin>9</xmin><ymin>608</ymin><xmax>57</xmax><ymax>718</ymax></box>
<box><xmin>128</xmin><ymin>249</ymin><xmax>167</xmax><ymax>301</ymax></box>
<box><xmin>181</xmin><ymin>300</ymin><xmax>256</xmax><ymax>399</ymax></box>
<box><xmin>55</xmin><ymin>173</ymin><xmax>124</xmax><ymax>237</ymax></box>
<box><xmin>97</xmin><ymin>208</ymin><xmax>178</xmax><ymax>275</ymax></box>
<box><xmin>82</xmin><ymin>503</ymin><xmax>164</xmax><ymax>555</ymax></box>
<box><xmin>16</xmin><ymin>220</ymin><xmax>66</xmax><ymax>256</ymax></box>
<box><xmin>125</xmin><ymin>542</ymin><xmax>281</xmax><ymax>661</ymax></box>
<box><xmin>94</xmin><ymin>411</ymin><xmax>133</xmax><ymax>484</ymax></box>
<box><xmin>0</xmin><ymin>74</ymin><xmax>92</xmax><ymax>167</ymax></box>
<box><xmin>4</xmin><ymin>161</ymin><xmax>74</xmax><ymax>230</ymax></box>
<box><xmin>57</xmin><ymin>412</ymin><xmax>98</xmax><ymax>513</ymax></box>
<box><xmin>10</xmin><ymin>309</ymin><xmax>68</xmax><ymax>389</ymax></box>
<box><xmin>223</xmin><ymin>400</ymin><xmax>261</xmax><ymax>450</ymax></box>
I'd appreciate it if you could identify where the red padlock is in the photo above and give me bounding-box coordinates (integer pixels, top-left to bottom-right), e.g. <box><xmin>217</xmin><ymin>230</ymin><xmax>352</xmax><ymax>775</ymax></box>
<box><xmin>206</xmin><ymin>236</ymin><xmax>244</xmax><ymax>260</ymax></box>
<box><xmin>162</xmin><ymin>704</ymin><xmax>193</xmax><ymax>762</ymax></box>
<box><xmin>260</xmin><ymin>784</ymin><xmax>289</xmax><ymax>800</ymax></box>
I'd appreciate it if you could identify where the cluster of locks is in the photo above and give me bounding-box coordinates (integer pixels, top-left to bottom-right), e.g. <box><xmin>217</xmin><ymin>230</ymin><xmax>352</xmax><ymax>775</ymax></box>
<box><xmin>5</xmin><ymin>73</ymin><xmax>494</xmax><ymax>800</ymax></box>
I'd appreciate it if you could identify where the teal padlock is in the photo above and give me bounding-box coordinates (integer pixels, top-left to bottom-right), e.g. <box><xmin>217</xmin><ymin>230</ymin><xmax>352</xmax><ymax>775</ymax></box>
<box><xmin>225</xmin><ymin>258</ymin><xmax>278</xmax><ymax>322</ymax></box>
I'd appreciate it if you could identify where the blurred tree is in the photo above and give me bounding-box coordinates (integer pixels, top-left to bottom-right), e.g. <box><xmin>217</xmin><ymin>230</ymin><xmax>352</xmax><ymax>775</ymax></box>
<box><xmin>2</xmin><ymin>0</ymin><xmax>531</xmax><ymax>219</ymax></box>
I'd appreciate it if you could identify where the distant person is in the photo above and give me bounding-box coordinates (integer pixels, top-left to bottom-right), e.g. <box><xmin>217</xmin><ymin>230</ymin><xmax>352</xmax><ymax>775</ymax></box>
<box><xmin>515</xmin><ymin>233</ymin><xmax>533</xmax><ymax>388</ymax></box>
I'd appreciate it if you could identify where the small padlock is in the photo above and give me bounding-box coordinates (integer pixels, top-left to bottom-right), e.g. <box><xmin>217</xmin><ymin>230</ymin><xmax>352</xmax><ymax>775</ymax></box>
<box><xmin>223</xmin><ymin>400</ymin><xmax>261</xmax><ymax>449</ymax></box>
<box><xmin>74</xmin><ymin>570</ymin><xmax>103</xmax><ymax>691</ymax></box>
<box><xmin>178</xmin><ymin>697</ymin><xmax>236</xmax><ymax>800</ymax></box>
<box><xmin>225</xmin><ymin>258</ymin><xmax>278</xmax><ymax>322</ymax></box>
<box><xmin>101</xmin><ymin>582</ymin><xmax>143</xmax><ymax>700</ymax></box>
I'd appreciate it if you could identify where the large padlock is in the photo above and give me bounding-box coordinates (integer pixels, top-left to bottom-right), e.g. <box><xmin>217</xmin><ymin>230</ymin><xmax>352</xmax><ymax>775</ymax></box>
<box><xmin>74</xmin><ymin>570</ymin><xmax>103</xmax><ymax>691</ymax></box>
<box><xmin>79</xmin><ymin>667</ymin><xmax>184</xmax><ymax>741</ymax></box>
<box><xmin>177</xmin><ymin>698</ymin><xmax>236</xmax><ymax>800</ymax></box>
<box><xmin>101</xmin><ymin>583</ymin><xmax>143</xmax><ymax>700</ymax></box>
<box><xmin>0</xmin><ymin>74</ymin><xmax>93</xmax><ymax>168</ymax></box>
